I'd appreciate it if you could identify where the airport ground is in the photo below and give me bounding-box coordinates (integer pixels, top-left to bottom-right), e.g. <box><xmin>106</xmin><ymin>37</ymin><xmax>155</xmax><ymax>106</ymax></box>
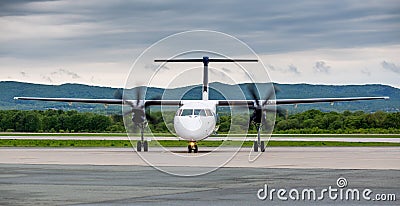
<box><xmin>0</xmin><ymin>134</ymin><xmax>399</xmax><ymax>205</ymax></box>
<box><xmin>1</xmin><ymin>164</ymin><xmax>399</xmax><ymax>205</ymax></box>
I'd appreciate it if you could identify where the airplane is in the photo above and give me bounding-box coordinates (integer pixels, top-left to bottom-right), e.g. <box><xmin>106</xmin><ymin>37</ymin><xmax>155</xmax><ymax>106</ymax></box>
<box><xmin>14</xmin><ymin>56</ymin><xmax>390</xmax><ymax>153</ymax></box>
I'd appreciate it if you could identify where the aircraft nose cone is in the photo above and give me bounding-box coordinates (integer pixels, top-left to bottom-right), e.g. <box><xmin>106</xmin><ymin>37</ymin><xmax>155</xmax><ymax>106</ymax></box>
<box><xmin>180</xmin><ymin>116</ymin><xmax>202</xmax><ymax>131</ymax></box>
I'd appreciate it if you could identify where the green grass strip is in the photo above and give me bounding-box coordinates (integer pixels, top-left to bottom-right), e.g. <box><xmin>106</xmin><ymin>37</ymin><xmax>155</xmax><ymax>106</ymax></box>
<box><xmin>1</xmin><ymin>133</ymin><xmax>400</xmax><ymax>138</ymax></box>
<box><xmin>0</xmin><ymin>139</ymin><xmax>400</xmax><ymax>147</ymax></box>
<box><xmin>0</xmin><ymin>133</ymin><xmax>128</xmax><ymax>137</ymax></box>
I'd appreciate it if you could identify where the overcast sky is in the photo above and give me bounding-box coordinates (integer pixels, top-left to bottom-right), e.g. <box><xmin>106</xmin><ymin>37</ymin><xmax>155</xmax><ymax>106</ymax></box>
<box><xmin>1</xmin><ymin>0</ymin><xmax>399</xmax><ymax>88</ymax></box>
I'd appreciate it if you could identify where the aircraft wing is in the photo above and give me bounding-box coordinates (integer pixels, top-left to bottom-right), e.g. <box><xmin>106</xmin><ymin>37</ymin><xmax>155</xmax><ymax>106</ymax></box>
<box><xmin>15</xmin><ymin>96</ymin><xmax>389</xmax><ymax>107</ymax></box>
<box><xmin>274</xmin><ymin>96</ymin><xmax>389</xmax><ymax>105</ymax></box>
<box><xmin>13</xmin><ymin>97</ymin><xmax>183</xmax><ymax>106</ymax></box>
<box><xmin>14</xmin><ymin>97</ymin><xmax>124</xmax><ymax>104</ymax></box>
<box><xmin>216</xmin><ymin>96</ymin><xmax>389</xmax><ymax>106</ymax></box>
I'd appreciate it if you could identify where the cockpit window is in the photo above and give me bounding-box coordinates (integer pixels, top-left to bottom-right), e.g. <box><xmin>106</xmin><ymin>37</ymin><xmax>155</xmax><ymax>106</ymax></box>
<box><xmin>193</xmin><ymin>109</ymin><xmax>207</xmax><ymax>116</ymax></box>
<box><xmin>178</xmin><ymin>109</ymin><xmax>213</xmax><ymax>116</ymax></box>
<box><xmin>205</xmin><ymin>109</ymin><xmax>213</xmax><ymax>116</ymax></box>
<box><xmin>180</xmin><ymin>109</ymin><xmax>193</xmax><ymax>116</ymax></box>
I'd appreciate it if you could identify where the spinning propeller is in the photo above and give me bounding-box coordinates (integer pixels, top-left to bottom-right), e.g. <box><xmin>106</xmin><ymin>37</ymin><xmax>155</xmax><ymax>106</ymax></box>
<box><xmin>114</xmin><ymin>88</ymin><xmax>157</xmax><ymax>126</ymax></box>
<box><xmin>247</xmin><ymin>84</ymin><xmax>287</xmax><ymax>126</ymax></box>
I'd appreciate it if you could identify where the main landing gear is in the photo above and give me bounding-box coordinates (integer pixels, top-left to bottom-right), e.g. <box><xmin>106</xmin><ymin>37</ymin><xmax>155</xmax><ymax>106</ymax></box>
<box><xmin>136</xmin><ymin>124</ymin><xmax>148</xmax><ymax>152</ymax></box>
<box><xmin>253</xmin><ymin>123</ymin><xmax>266</xmax><ymax>152</ymax></box>
<box><xmin>253</xmin><ymin>140</ymin><xmax>265</xmax><ymax>152</ymax></box>
<box><xmin>188</xmin><ymin>141</ymin><xmax>198</xmax><ymax>153</ymax></box>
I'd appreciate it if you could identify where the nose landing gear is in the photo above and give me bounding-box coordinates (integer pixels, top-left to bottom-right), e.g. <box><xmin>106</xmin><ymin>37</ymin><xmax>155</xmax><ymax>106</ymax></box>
<box><xmin>137</xmin><ymin>140</ymin><xmax>148</xmax><ymax>152</ymax></box>
<box><xmin>188</xmin><ymin>141</ymin><xmax>198</xmax><ymax>153</ymax></box>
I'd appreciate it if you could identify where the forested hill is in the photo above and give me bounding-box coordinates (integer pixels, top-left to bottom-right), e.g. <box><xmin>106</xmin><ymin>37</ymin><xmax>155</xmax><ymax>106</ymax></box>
<box><xmin>1</xmin><ymin>81</ymin><xmax>399</xmax><ymax>113</ymax></box>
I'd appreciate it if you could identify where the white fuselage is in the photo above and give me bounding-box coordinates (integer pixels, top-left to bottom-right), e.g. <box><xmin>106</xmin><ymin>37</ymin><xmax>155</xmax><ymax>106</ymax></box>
<box><xmin>173</xmin><ymin>101</ymin><xmax>217</xmax><ymax>141</ymax></box>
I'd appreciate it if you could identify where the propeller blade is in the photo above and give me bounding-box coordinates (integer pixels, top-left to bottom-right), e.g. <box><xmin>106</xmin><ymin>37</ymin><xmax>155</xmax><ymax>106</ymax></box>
<box><xmin>121</xmin><ymin>87</ymin><xmax>154</xmax><ymax>126</ymax></box>
<box><xmin>123</xmin><ymin>109</ymin><xmax>133</xmax><ymax>117</ymax></box>
<box><xmin>275</xmin><ymin>107</ymin><xmax>289</xmax><ymax>120</ymax></box>
<box><xmin>247</xmin><ymin>84</ymin><xmax>260</xmax><ymax>107</ymax></box>
<box><xmin>135</xmin><ymin>88</ymin><xmax>141</xmax><ymax>106</ymax></box>
<box><xmin>145</xmin><ymin>112</ymin><xmax>157</xmax><ymax>124</ymax></box>
<box><xmin>262</xmin><ymin>84</ymin><xmax>279</xmax><ymax>106</ymax></box>
<box><xmin>149</xmin><ymin>94</ymin><xmax>162</xmax><ymax>101</ymax></box>
<box><xmin>263</xmin><ymin>89</ymin><xmax>274</xmax><ymax>106</ymax></box>
<box><xmin>264</xmin><ymin>106</ymin><xmax>286</xmax><ymax>115</ymax></box>
<box><xmin>248</xmin><ymin>84</ymin><xmax>284</xmax><ymax>125</ymax></box>
<box><xmin>113</xmin><ymin>89</ymin><xmax>123</xmax><ymax>99</ymax></box>
<box><xmin>274</xmin><ymin>84</ymin><xmax>281</xmax><ymax>94</ymax></box>
<box><xmin>124</xmin><ymin>99</ymin><xmax>136</xmax><ymax>108</ymax></box>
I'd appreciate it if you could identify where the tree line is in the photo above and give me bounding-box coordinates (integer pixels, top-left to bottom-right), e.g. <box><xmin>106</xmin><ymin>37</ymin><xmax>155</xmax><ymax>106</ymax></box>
<box><xmin>0</xmin><ymin>110</ymin><xmax>123</xmax><ymax>133</ymax></box>
<box><xmin>273</xmin><ymin>109</ymin><xmax>400</xmax><ymax>134</ymax></box>
<box><xmin>0</xmin><ymin>109</ymin><xmax>399</xmax><ymax>134</ymax></box>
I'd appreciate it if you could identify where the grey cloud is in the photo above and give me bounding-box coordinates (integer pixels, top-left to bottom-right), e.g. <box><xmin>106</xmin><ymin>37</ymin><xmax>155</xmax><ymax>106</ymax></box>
<box><xmin>145</xmin><ymin>64</ymin><xmax>171</xmax><ymax>71</ymax></box>
<box><xmin>288</xmin><ymin>65</ymin><xmax>300</xmax><ymax>74</ymax></box>
<box><xmin>41</xmin><ymin>75</ymin><xmax>52</xmax><ymax>83</ymax></box>
<box><xmin>361</xmin><ymin>68</ymin><xmax>371</xmax><ymax>76</ymax></box>
<box><xmin>381</xmin><ymin>61</ymin><xmax>400</xmax><ymax>74</ymax></box>
<box><xmin>267</xmin><ymin>64</ymin><xmax>300</xmax><ymax>74</ymax></box>
<box><xmin>20</xmin><ymin>71</ymin><xmax>27</xmax><ymax>77</ymax></box>
<box><xmin>209</xmin><ymin>68</ymin><xmax>228</xmax><ymax>78</ymax></box>
<box><xmin>58</xmin><ymin>69</ymin><xmax>80</xmax><ymax>79</ymax></box>
<box><xmin>220</xmin><ymin>67</ymin><xmax>233</xmax><ymax>73</ymax></box>
<box><xmin>49</xmin><ymin>69</ymin><xmax>80</xmax><ymax>79</ymax></box>
<box><xmin>209</xmin><ymin>67</ymin><xmax>243</xmax><ymax>81</ymax></box>
<box><xmin>267</xmin><ymin>64</ymin><xmax>277</xmax><ymax>71</ymax></box>
<box><xmin>314</xmin><ymin>61</ymin><xmax>331</xmax><ymax>74</ymax></box>
<box><xmin>1</xmin><ymin>0</ymin><xmax>399</xmax><ymax>88</ymax></box>
<box><xmin>0</xmin><ymin>0</ymin><xmax>399</xmax><ymax>62</ymax></box>
<box><xmin>90</xmin><ymin>76</ymin><xmax>95</xmax><ymax>84</ymax></box>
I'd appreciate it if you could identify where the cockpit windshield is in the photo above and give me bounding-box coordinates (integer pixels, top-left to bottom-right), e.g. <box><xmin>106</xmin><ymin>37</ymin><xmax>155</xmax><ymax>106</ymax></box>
<box><xmin>194</xmin><ymin>109</ymin><xmax>207</xmax><ymax>116</ymax></box>
<box><xmin>180</xmin><ymin>109</ymin><xmax>193</xmax><ymax>116</ymax></box>
<box><xmin>177</xmin><ymin>109</ymin><xmax>214</xmax><ymax>116</ymax></box>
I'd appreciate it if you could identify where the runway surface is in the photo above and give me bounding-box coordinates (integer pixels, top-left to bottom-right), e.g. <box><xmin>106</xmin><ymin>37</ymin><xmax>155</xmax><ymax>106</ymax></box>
<box><xmin>1</xmin><ymin>147</ymin><xmax>399</xmax><ymax>169</ymax></box>
<box><xmin>1</xmin><ymin>147</ymin><xmax>399</xmax><ymax>205</ymax></box>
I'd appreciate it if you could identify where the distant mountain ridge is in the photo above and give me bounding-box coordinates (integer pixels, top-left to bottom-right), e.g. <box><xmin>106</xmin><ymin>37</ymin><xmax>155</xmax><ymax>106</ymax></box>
<box><xmin>1</xmin><ymin>81</ymin><xmax>398</xmax><ymax>113</ymax></box>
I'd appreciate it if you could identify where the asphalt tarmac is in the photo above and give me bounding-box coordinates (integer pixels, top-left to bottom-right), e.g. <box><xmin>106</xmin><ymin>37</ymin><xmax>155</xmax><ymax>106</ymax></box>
<box><xmin>1</xmin><ymin>147</ymin><xmax>399</xmax><ymax>170</ymax></box>
<box><xmin>0</xmin><ymin>164</ymin><xmax>399</xmax><ymax>205</ymax></box>
<box><xmin>0</xmin><ymin>147</ymin><xmax>399</xmax><ymax>205</ymax></box>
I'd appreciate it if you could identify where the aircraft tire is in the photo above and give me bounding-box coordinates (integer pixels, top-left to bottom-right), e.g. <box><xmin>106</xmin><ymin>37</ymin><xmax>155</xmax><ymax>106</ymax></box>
<box><xmin>143</xmin><ymin>141</ymin><xmax>148</xmax><ymax>152</ymax></box>
<box><xmin>261</xmin><ymin>141</ymin><xmax>265</xmax><ymax>152</ymax></box>
<box><xmin>137</xmin><ymin>141</ymin><xmax>142</xmax><ymax>152</ymax></box>
<box><xmin>253</xmin><ymin>141</ymin><xmax>258</xmax><ymax>152</ymax></box>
